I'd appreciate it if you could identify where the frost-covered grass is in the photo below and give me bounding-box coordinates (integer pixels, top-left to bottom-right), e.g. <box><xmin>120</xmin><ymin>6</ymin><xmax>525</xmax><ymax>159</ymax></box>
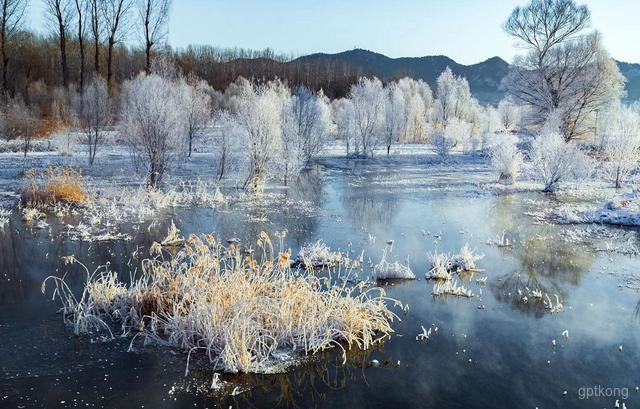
<box><xmin>21</xmin><ymin>177</ymin><xmax>224</xmax><ymax>241</ymax></box>
<box><xmin>432</xmin><ymin>279</ymin><xmax>474</xmax><ymax>298</ymax></box>
<box><xmin>295</xmin><ymin>240</ymin><xmax>345</xmax><ymax>270</ymax></box>
<box><xmin>426</xmin><ymin>244</ymin><xmax>484</xmax><ymax>280</ymax></box>
<box><xmin>0</xmin><ymin>208</ymin><xmax>10</xmax><ymax>229</ymax></box>
<box><xmin>373</xmin><ymin>246</ymin><xmax>415</xmax><ymax>280</ymax></box>
<box><xmin>43</xmin><ymin>232</ymin><xmax>397</xmax><ymax>374</ymax></box>
<box><xmin>426</xmin><ymin>244</ymin><xmax>484</xmax><ymax>298</ymax></box>
<box><xmin>22</xmin><ymin>166</ymin><xmax>87</xmax><ymax>205</ymax></box>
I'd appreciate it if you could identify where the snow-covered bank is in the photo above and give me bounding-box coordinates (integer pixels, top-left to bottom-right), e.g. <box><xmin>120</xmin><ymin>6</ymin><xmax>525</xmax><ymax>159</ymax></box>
<box><xmin>556</xmin><ymin>192</ymin><xmax>640</xmax><ymax>227</ymax></box>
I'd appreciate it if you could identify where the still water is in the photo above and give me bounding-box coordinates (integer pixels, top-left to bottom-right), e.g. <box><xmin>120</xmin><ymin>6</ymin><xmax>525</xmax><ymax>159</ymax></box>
<box><xmin>1</xmin><ymin>157</ymin><xmax>639</xmax><ymax>408</ymax></box>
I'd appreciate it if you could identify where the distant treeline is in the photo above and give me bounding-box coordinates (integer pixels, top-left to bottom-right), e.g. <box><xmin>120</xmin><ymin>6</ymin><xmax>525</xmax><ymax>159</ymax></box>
<box><xmin>5</xmin><ymin>32</ymin><xmax>368</xmax><ymax>109</ymax></box>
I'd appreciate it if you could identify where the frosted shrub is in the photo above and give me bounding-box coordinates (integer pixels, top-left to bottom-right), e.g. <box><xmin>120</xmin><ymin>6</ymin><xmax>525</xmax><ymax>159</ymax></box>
<box><xmin>445</xmin><ymin>118</ymin><xmax>472</xmax><ymax>153</ymax></box>
<box><xmin>433</xmin><ymin>130</ymin><xmax>452</xmax><ymax>162</ymax></box>
<box><xmin>530</xmin><ymin>132</ymin><xmax>583</xmax><ymax>192</ymax></box>
<box><xmin>488</xmin><ymin>134</ymin><xmax>524</xmax><ymax>184</ymax></box>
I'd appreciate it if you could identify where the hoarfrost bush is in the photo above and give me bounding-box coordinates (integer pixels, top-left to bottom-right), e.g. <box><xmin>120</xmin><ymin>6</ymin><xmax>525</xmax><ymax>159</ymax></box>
<box><xmin>488</xmin><ymin>134</ymin><xmax>524</xmax><ymax>184</ymax></box>
<box><xmin>530</xmin><ymin>131</ymin><xmax>585</xmax><ymax>192</ymax></box>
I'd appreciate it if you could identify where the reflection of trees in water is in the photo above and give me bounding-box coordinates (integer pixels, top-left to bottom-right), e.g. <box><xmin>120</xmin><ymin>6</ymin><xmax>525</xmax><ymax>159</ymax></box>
<box><xmin>491</xmin><ymin>235</ymin><xmax>594</xmax><ymax>318</ymax></box>
<box><xmin>171</xmin><ymin>347</ymin><xmax>376</xmax><ymax>409</ymax></box>
<box><xmin>285</xmin><ymin>166</ymin><xmax>324</xmax><ymax>205</ymax></box>
<box><xmin>206</xmin><ymin>169</ymin><xmax>325</xmax><ymax>248</ymax></box>
<box><xmin>342</xmin><ymin>187</ymin><xmax>399</xmax><ymax>231</ymax></box>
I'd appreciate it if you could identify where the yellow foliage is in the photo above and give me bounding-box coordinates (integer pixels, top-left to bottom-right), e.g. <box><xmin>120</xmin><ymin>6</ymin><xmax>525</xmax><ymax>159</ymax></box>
<box><xmin>23</xmin><ymin>166</ymin><xmax>87</xmax><ymax>204</ymax></box>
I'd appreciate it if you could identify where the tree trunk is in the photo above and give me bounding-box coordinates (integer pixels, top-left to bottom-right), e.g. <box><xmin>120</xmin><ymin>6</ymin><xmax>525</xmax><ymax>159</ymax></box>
<box><xmin>94</xmin><ymin>37</ymin><xmax>100</xmax><ymax>74</ymax></box>
<box><xmin>1</xmin><ymin>29</ymin><xmax>8</xmax><ymax>95</ymax></box>
<box><xmin>78</xmin><ymin>25</ymin><xmax>85</xmax><ymax>94</ymax></box>
<box><xmin>59</xmin><ymin>23</ymin><xmax>69</xmax><ymax>88</ymax></box>
<box><xmin>107</xmin><ymin>38</ymin><xmax>115</xmax><ymax>93</ymax></box>
<box><xmin>145</xmin><ymin>42</ymin><xmax>152</xmax><ymax>74</ymax></box>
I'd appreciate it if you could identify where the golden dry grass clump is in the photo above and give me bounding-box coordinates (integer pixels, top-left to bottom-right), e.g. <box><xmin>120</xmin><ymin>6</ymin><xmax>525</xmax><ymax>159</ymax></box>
<box><xmin>23</xmin><ymin>166</ymin><xmax>87</xmax><ymax>204</ymax></box>
<box><xmin>43</xmin><ymin>232</ymin><xmax>398</xmax><ymax>374</ymax></box>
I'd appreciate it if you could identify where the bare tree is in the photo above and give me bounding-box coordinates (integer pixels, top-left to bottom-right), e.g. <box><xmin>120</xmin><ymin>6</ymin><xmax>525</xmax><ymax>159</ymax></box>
<box><xmin>73</xmin><ymin>75</ymin><xmax>110</xmax><ymax>165</ymax></box>
<box><xmin>101</xmin><ymin>0</ymin><xmax>131</xmax><ymax>91</ymax></box>
<box><xmin>44</xmin><ymin>0</ymin><xmax>74</xmax><ymax>88</ymax></box>
<box><xmin>0</xmin><ymin>0</ymin><xmax>27</xmax><ymax>95</ymax></box>
<box><xmin>88</xmin><ymin>0</ymin><xmax>100</xmax><ymax>74</ymax></box>
<box><xmin>73</xmin><ymin>0</ymin><xmax>87</xmax><ymax>94</ymax></box>
<box><xmin>503</xmin><ymin>0</ymin><xmax>624</xmax><ymax>140</ymax></box>
<box><xmin>137</xmin><ymin>0</ymin><xmax>171</xmax><ymax>73</ymax></box>
<box><xmin>5</xmin><ymin>97</ymin><xmax>38</xmax><ymax>156</ymax></box>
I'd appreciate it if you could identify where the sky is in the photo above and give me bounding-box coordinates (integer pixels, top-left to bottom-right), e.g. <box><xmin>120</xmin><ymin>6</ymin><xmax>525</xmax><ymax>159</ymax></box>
<box><xmin>28</xmin><ymin>0</ymin><xmax>640</xmax><ymax>65</ymax></box>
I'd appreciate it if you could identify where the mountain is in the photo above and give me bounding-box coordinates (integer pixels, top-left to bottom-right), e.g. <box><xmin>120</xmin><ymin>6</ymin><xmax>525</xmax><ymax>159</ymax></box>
<box><xmin>617</xmin><ymin>61</ymin><xmax>640</xmax><ymax>102</ymax></box>
<box><xmin>293</xmin><ymin>49</ymin><xmax>640</xmax><ymax>104</ymax></box>
<box><xmin>294</xmin><ymin>49</ymin><xmax>509</xmax><ymax>103</ymax></box>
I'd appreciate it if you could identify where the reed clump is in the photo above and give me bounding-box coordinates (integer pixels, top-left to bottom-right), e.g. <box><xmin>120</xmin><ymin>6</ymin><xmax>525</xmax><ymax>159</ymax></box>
<box><xmin>23</xmin><ymin>166</ymin><xmax>87</xmax><ymax>205</ymax></box>
<box><xmin>43</xmin><ymin>232</ymin><xmax>397</xmax><ymax>374</ymax></box>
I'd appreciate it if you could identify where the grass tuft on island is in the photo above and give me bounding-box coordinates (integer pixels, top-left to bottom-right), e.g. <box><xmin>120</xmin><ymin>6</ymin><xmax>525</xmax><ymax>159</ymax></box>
<box><xmin>43</xmin><ymin>231</ymin><xmax>398</xmax><ymax>374</ymax></box>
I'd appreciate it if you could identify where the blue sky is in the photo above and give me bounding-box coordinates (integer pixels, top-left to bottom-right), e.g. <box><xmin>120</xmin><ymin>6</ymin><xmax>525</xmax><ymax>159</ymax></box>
<box><xmin>28</xmin><ymin>0</ymin><xmax>640</xmax><ymax>64</ymax></box>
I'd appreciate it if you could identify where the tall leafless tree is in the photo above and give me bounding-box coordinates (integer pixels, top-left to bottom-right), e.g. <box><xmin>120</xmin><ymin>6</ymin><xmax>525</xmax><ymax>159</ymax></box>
<box><xmin>0</xmin><ymin>0</ymin><xmax>27</xmax><ymax>96</ymax></box>
<box><xmin>73</xmin><ymin>75</ymin><xmax>111</xmax><ymax>165</ymax></box>
<box><xmin>137</xmin><ymin>0</ymin><xmax>170</xmax><ymax>73</ymax></box>
<box><xmin>73</xmin><ymin>0</ymin><xmax>87</xmax><ymax>94</ymax></box>
<box><xmin>503</xmin><ymin>0</ymin><xmax>624</xmax><ymax>140</ymax></box>
<box><xmin>89</xmin><ymin>0</ymin><xmax>100</xmax><ymax>74</ymax></box>
<box><xmin>44</xmin><ymin>0</ymin><xmax>73</xmax><ymax>88</ymax></box>
<box><xmin>101</xmin><ymin>0</ymin><xmax>131</xmax><ymax>92</ymax></box>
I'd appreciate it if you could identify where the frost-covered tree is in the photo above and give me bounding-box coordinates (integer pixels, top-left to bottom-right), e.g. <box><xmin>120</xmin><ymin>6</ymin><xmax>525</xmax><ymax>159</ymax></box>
<box><xmin>383</xmin><ymin>83</ymin><xmax>406</xmax><ymax>155</ymax></box>
<box><xmin>433</xmin><ymin>67</ymin><xmax>476</xmax><ymax>126</ymax></box>
<box><xmin>332</xmin><ymin>98</ymin><xmax>356</xmax><ymax>156</ymax></box>
<box><xmin>232</xmin><ymin>79</ymin><xmax>289</xmax><ymax>192</ymax></box>
<box><xmin>73</xmin><ymin>76</ymin><xmax>111</xmax><ymax>165</ymax></box>
<box><xmin>120</xmin><ymin>73</ymin><xmax>187</xmax><ymax>187</ymax></box>
<box><xmin>599</xmin><ymin>104</ymin><xmax>640</xmax><ymax>188</ymax></box>
<box><xmin>497</xmin><ymin>98</ymin><xmax>522</xmax><ymax>132</ymax></box>
<box><xmin>503</xmin><ymin>0</ymin><xmax>625</xmax><ymax>140</ymax></box>
<box><xmin>396</xmin><ymin>77</ymin><xmax>432</xmax><ymax>141</ymax></box>
<box><xmin>488</xmin><ymin>134</ymin><xmax>524</xmax><ymax>184</ymax></box>
<box><xmin>281</xmin><ymin>86</ymin><xmax>332</xmax><ymax>165</ymax></box>
<box><xmin>405</xmin><ymin>93</ymin><xmax>426</xmax><ymax>141</ymax></box>
<box><xmin>350</xmin><ymin>77</ymin><xmax>385</xmax><ymax>158</ymax></box>
<box><xmin>214</xmin><ymin>110</ymin><xmax>244</xmax><ymax>182</ymax></box>
<box><xmin>182</xmin><ymin>74</ymin><xmax>212</xmax><ymax>157</ymax></box>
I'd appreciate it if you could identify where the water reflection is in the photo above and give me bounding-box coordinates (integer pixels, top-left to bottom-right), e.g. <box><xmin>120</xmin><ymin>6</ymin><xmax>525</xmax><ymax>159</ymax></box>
<box><xmin>170</xmin><ymin>348</ymin><xmax>377</xmax><ymax>409</ymax></box>
<box><xmin>491</xmin><ymin>234</ymin><xmax>595</xmax><ymax>317</ymax></box>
